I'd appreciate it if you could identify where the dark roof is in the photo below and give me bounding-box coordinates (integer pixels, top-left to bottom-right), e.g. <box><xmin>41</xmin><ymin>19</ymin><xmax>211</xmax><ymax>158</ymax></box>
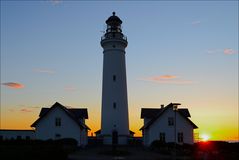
<box><xmin>39</xmin><ymin>108</ymin><xmax>88</xmax><ymax>119</ymax></box>
<box><xmin>94</xmin><ymin>129</ymin><xmax>135</xmax><ymax>135</ymax></box>
<box><xmin>178</xmin><ymin>109</ymin><xmax>191</xmax><ymax>118</ymax></box>
<box><xmin>31</xmin><ymin>102</ymin><xmax>90</xmax><ymax>130</ymax></box>
<box><xmin>95</xmin><ymin>129</ymin><xmax>101</xmax><ymax>134</ymax></box>
<box><xmin>141</xmin><ymin>108</ymin><xmax>162</xmax><ymax>119</ymax></box>
<box><xmin>141</xmin><ymin>108</ymin><xmax>190</xmax><ymax>119</ymax></box>
<box><xmin>140</xmin><ymin>103</ymin><xmax>198</xmax><ymax>130</ymax></box>
<box><xmin>106</xmin><ymin>12</ymin><xmax>122</xmax><ymax>25</ymax></box>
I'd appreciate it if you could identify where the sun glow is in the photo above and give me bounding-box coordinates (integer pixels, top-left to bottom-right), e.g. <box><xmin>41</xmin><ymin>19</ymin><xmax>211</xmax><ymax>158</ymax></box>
<box><xmin>201</xmin><ymin>134</ymin><xmax>210</xmax><ymax>142</ymax></box>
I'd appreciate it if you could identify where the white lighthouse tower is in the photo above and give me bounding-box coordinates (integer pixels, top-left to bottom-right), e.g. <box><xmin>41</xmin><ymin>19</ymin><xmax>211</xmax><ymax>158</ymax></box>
<box><xmin>100</xmin><ymin>12</ymin><xmax>129</xmax><ymax>145</ymax></box>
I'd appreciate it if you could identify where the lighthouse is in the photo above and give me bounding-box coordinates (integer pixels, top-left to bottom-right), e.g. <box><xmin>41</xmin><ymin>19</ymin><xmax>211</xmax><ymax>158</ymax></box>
<box><xmin>100</xmin><ymin>12</ymin><xmax>129</xmax><ymax>145</ymax></box>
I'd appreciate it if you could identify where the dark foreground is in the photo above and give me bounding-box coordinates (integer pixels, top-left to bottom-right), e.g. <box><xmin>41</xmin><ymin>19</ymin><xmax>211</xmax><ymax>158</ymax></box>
<box><xmin>0</xmin><ymin>138</ymin><xmax>77</xmax><ymax>160</ymax></box>
<box><xmin>0</xmin><ymin>139</ymin><xmax>238</xmax><ymax>160</ymax></box>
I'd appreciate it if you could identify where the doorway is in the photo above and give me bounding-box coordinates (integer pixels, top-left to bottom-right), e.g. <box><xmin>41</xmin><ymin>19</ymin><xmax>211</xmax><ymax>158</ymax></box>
<box><xmin>112</xmin><ymin>130</ymin><xmax>118</xmax><ymax>145</ymax></box>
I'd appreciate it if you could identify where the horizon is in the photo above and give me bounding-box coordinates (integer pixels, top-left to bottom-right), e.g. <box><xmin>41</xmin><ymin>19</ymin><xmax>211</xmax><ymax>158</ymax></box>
<box><xmin>0</xmin><ymin>1</ymin><xmax>238</xmax><ymax>142</ymax></box>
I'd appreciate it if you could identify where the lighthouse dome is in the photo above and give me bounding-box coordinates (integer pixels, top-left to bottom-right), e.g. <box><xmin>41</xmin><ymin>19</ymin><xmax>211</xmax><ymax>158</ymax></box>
<box><xmin>106</xmin><ymin>12</ymin><xmax>122</xmax><ymax>25</ymax></box>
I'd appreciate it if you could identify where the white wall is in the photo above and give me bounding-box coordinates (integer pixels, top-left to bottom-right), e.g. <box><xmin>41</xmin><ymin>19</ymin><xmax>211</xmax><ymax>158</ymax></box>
<box><xmin>101</xmin><ymin>33</ymin><xmax>129</xmax><ymax>145</ymax></box>
<box><xmin>144</xmin><ymin>108</ymin><xmax>195</xmax><ymax>146</ymax></box>
<box><xmin>34</xmin><ymin>107</ymin><xmax>87</xmax><ymax>146</ymax></box>
<box><xmin>0</xmin><ymin>130</ymin><xmax>35</xmax><ymax>140</ymax></box>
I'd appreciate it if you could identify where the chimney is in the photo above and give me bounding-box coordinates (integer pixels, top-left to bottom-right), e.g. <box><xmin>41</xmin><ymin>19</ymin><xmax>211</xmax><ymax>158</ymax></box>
<box><xmin>161</xmin><ymin>104</ymin><xmax>164</xmax><ymax>109</ymax></box>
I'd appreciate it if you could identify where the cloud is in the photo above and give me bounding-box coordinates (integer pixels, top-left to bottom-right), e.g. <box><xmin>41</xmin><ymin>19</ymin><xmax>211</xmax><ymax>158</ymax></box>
<box><xmin>2</xmin><ymin>82</ymin><xmax>24</xmax><ymax>89</ymax></box>
<box><xmin>30</xmin><ymin>106</ymin><xmax>40</xmax><ymax>109</ymax></box>
<box><xmin>223</xmin><ymin>48</ymin><xmax>238</xmax><ymax>55</ymax></box>
<box><xmin>150</xmin><ymin>75</ymin><xmax>177</xmax><ymax>80</ymax></box>
<box><xmin>64</xmin><ymin>86</ymin><xmax>77</xmax><ymax>91</ymax></box>
<box><xmin>140</xmin><ymin>75</ymin><xmax>194</xmax><ymax>85</ymax></box>
<box><xmin>50</xmin><ymin>0</ymin><xmax>62</xmax><ymax>5</ymax></box>
<box><xmin>20</xmin><ymin>108</ymin><xmax>33</xmax><ymax>113</ymax></box>
<box><xmin>33</xmin><ymin>68</ymin><xmax>55</xmax><ymax>74</ymax></box>
<box><xmin>206</xmin><ymin>49</ymin><xmax>222</xmax><ymax>54</ymax></box>
<box><xmin>191</xmin><ymin>20</ymin><xmax>201</xmax><ymax>25</ymax></box>
<box><xmin>206</xmin><ymin>48</ymin><xmax>238</xmax><ymax>55</ymax></box>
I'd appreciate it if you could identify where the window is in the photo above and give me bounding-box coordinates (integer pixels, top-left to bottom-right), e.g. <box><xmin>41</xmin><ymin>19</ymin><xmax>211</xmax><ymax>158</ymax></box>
<box><xmin>55</xmin><ymin>117</ymin><xmax>61</xmax><ymax>127</ymax></box>
<box><xmin>113</xmin><ymin>75</ymin><xmax>116</xmax><ymax>81</ymax></box>
<box><xmin>159</xmin><ymin>132</ymin><xmax>165</xmax><ymax>142</ymax></box>
<box><xmin>55</xmin><ymin>134</ymin><xmax>61</xmax><ymax>139</ymax></box>
<box><xmin>168</xmin><ymin>117</ymin><xmax>174</xmax><ymax>126</ymax></box>
<box><xmin>26</xmin><ymin>136</ymin><xmax>30</xmax><ymax>140</ymax></box>
<box><xmin>113</xmin><ymin>102</ymin><xmax>116</xmax><ymax>109</ymax></box>
<box><xmin>0</xmin><ymin>136</ymin><xmax>3</xmax><ymax>140</ymax></box>
<box><xmin>178</xmin><ymin>132</ymin><xmax>184</xmax><ymax>143</ymax></box>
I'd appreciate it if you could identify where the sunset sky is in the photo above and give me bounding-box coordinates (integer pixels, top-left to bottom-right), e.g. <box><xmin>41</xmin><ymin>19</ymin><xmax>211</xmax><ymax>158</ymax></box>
<box><xmin>1</xmin><ymin>1</ymin><xmax>238</xmax><ymax>141</ymax></box>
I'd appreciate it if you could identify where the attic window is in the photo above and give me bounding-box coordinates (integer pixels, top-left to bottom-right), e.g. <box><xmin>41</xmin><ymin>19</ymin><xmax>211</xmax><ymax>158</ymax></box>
<box><xmin>168</xmin><ymin>117</ymin><xmax>174</xmax><ymax>126</ymax></box>
<box><xmin>55</xmin><ymin>117</ymin><xmax>61</xmax><ymax>127</ymax></box>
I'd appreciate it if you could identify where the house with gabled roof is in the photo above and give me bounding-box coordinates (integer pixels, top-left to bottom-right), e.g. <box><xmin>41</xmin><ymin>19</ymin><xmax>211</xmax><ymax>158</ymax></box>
<box><xmin>140</xmin><ymin>103</ymin><xmax>198</xmax><ymax>146</ymax></box>
<box><xmin>31</xmin><ymin>102</ymin><xmax>90</xmax><ymax>146</ymax></box>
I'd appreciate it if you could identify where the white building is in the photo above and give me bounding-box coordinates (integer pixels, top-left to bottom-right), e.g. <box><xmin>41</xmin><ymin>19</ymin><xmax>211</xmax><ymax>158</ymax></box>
<box><xmin>100</xmin><ymin>12</ymin><xmax>130</xmax><ymax>145</ymax></box>
<box><xmin>0</xmin><ymin>102</ymin><xmax>90</xmax><ymax>146</ymax></box>
<box><xmin>140</xmin><ymin>103</ymin><xmax>198</xmax><ymax>146</ymax></box>
<box><xmin>31</xmin><ymin>102</ymin><xmax>90</xmax><ymax>146</ymax></box>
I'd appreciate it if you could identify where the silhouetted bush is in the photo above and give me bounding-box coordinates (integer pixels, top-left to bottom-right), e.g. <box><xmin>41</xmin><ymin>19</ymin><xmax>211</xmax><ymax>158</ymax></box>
<box><xmin>54</xmin><ymin>138</ymin><xmax>78</xmax><ymax>145</ymax></box>
<box><xmin>150</xmin><ymin>140</ymin><xmax>194</xmax><ymax>156</ymax></box>
<box><xmin>0</xmin><ymin>139</ymin><xmax>78</xmax><ymax>160</ymax></box>
<box><xmin>194</xmin><ymin>141</ymin><xmax>239</xmax><ymax>160</ymax></box>
<box><xmin>128</xmin><ymin>137</ymin><xmax>143</xmax><ymax>146</ymax></box>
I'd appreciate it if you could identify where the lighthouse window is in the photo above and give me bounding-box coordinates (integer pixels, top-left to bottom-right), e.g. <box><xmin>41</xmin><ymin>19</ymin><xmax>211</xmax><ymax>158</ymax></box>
<box><xmin>113</xmin><ymin>75</ymin><xmax>116</xmax><ymax>81</ymax></box>
<box><xmin>113</xmin><ymin>102</ymin><xmax>116</xmax><ymax>109</ymax></box>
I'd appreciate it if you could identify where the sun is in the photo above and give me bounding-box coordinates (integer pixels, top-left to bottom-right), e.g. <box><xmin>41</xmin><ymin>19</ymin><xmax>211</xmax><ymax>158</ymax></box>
<box><xmin>201</xmin><ymin>134</ymin><xmax>210</xmax><ymax>142</ymax></box>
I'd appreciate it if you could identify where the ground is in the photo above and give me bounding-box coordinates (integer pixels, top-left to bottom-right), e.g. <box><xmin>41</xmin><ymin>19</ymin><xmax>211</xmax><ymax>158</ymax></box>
<box><xmin>68</xmin><ymin>146</ymin><xmax>193</xmax><ymax>160</ymax></box>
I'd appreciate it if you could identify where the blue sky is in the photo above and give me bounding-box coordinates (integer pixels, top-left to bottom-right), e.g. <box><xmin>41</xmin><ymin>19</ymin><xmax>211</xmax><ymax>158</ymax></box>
<box><xmin>1</xmin><ymin>1</ymin><xmax>238</xmax><ymax>140</ymax></box>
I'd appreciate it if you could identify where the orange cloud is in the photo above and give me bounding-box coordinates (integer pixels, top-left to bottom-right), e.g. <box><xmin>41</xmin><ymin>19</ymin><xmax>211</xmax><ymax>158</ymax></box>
<box><xmin>224</xmin><ymin>48</ymin><xmax>238</xmax><ymax>55</ymax></box>
<box><xmin>141</xmin><ymin>75</ymin><xmax>194</xmax><ymax>84</ymax></box>
<box><xmin>20</xmin><ymin>108</ymin><xmax>33</xmax><ymax>113</ymax></box>
<box><xmin>2</xmin><ymin>82</ymin><xmax>24</xmax><ymax>89</ymax></box>
<box><xmin>206</xmin><ymin>48</ymin><xmax>238</xmax><ymax>55</ymax></box>
<box><xmin>150</xmin><ymin>75</ymin><xmax>177</xmax><ymax>80</ymax></box>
